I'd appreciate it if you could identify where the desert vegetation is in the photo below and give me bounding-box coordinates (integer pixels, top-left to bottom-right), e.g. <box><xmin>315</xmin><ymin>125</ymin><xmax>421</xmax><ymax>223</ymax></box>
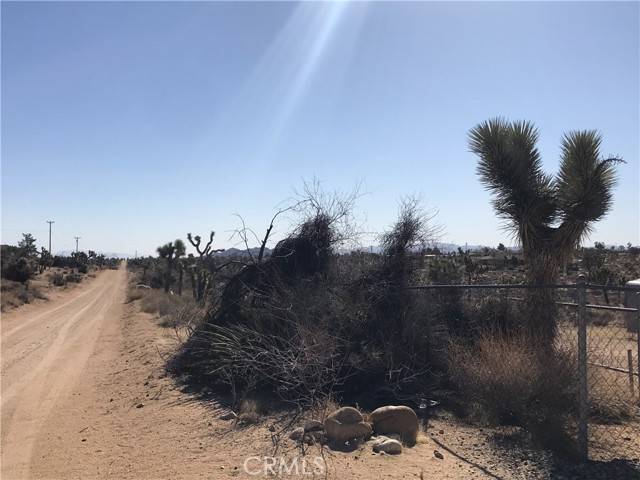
<box><xmin>122</xmin><ymin>120</ymin><xmax>639</xmax><ymax>465</ymax></box>
<box><xmin>0</xmin><ymin>233</ymin><xmax>121</xmax><ymax>311</ymax></box>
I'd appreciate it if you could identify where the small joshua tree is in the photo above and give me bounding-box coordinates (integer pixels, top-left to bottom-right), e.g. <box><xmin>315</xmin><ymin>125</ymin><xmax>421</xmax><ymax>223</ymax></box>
<box><xmin>469</xmin><ymin>118</ymin><xmax>623</xmax><ymax>340</ymax></box>
<box><xmin>157</xmin><ymin>239</ymin><xmax>185</xmax><ymax>293</ymax></box>
<box><xmin>186</xmin><ymin>232</ymin><xmax>224</xmax><ymax>302</ymax></box>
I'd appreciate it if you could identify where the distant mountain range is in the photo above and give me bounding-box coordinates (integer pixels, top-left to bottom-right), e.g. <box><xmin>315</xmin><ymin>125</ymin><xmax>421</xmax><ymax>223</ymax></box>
<box><xmin>53</xmin><ymin>243</ymin><xmax>521</xmax><ymax>260</ymax></box>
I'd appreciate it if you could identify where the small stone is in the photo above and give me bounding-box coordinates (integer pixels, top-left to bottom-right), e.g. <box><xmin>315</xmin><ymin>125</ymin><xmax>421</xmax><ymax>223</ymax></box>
<box><xmin>268</xmin><ymin>425</ymin><xmax>276</xmax><ymax>432</ymax></box>
<box><xmin>439</xmin><ymin>430</ymin><xmax>444</xmax><ymax>434</ymax></box>
<box><xmin>372</xmin><ymin>438</ymin><xmax>402</xmax><ymax>455</ymax></box>
<box><xmin>136</xmin><ymin>403</ymin><xmax>144</xmax><ymax>408</ymax></box>
<box><xmin>434</xmin><ymin>450</ymin><xmax>444</xmax><ymax>460</ymax></box>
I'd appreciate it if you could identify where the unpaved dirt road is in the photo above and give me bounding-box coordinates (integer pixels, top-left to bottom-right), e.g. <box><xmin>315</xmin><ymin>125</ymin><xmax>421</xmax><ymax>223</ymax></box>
<box><xmin>1</xmin><ymin>267</ymin><xmax>127</xmax><ymax>478</ymax></box>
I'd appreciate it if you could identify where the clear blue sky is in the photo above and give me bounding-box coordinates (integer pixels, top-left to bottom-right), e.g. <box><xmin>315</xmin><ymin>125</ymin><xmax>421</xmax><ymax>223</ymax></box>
<box><xmin>2</xmin><ymin>1</ymin><xmax>638</xmax><ymax>256</ymax></box>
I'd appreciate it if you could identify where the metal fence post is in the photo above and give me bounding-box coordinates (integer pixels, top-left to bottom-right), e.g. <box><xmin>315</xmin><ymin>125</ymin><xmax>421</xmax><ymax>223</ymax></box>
<box><xmin>577</xmin><ymin>275</ymin><xmax>588</xmax><ymax>461</ymax></box>
<box><xmin>637</xmin><ymin>292</ymin><xmax>640</xmax><ymax>398</ymax></box>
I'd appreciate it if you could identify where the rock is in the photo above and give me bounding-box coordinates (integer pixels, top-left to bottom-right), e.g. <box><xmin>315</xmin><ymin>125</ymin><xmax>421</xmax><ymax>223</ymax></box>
<box><xmin>219</xmin><ymin>411</ymin><xmax>238</xmax><ymax>421</ymax></box>
<box><xmin>370</xmin><ymin>405</ymin><xmax>418</xmax><ymax>445</ymax></box>
<box><xmin>372</xmin><ymin>437</ymin><xmax>402</xmax><ymax>455</ymax></box>
<box><xmin>303</xmin><ymin>419</ymin><xmax>324</xmax><ymax>432</ymax></box>
<box><xmin>329</xmin><ymin>406</ymin><xmax>363</xmax><ymax>424</ymax></box>
<box><xmin>434</xmin><ymin>450</ymin><xmax>444</xmax><ymax>460</ymax></box>
<box><xmin>289</xmin><ymin>427</ymin><xmax>305</xmax><ymax>441</ymax></box>
<box><xmin>324</xmin><ymin>407</ymin><xmax>372</xmax><ymax>443</ymax></box>
<box><xmin>136</xmin><ymin>403</ymin><xmax>144</xmax><ymax>409</ymax></box>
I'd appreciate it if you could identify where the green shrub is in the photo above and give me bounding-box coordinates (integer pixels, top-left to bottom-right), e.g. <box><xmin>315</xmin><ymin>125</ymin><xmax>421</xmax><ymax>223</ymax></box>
<box><xmin>2</xmin><ymin>256</ymin><xmax>35</xmax><ymax>283</ymax></box>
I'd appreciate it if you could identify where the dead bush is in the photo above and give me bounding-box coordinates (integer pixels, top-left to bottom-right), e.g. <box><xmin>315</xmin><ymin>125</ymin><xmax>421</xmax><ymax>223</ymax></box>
<box><xmin>125</xmin><ymin>288</ymin><xmax>144</xmax><ymax>303</ymax></box>
<box><xmin>173</xmin><ymin>195</ymin><xmax>447</xmax><ymax>410</ymax></box>
<box><xmin>0</xmin><ymin>280</ymin><xmax>47</xmax><ymax>311</ymax></box>
<box><xmin>159</xmin><ymin>301</ymin><xmax>205</xmax><ymax>330</ymax></box>
<box><xmin>448</xmin><ymin>333</ymin><xmax>578</xmax><ymax>451</ymax></box>
<box><xmin>140</xmin><ymin>289</ymin><xmax>174</xmax><ymax>316</ymax></box>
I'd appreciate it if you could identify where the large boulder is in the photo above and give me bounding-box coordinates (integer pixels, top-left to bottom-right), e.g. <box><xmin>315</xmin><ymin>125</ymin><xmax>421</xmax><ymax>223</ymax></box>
<box><xmin>324</xmin><ymin>407</ymin><xmax>372</xmax><ymax>443</ymax></box>
<box><xmin>370</xmin><ymin>405</ymin><xmax>418</xmax><ymax>445</ymax></box>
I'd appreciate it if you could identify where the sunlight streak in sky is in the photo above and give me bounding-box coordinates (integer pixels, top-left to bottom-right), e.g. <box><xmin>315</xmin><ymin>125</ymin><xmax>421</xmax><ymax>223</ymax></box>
<box><xmin>195</xmin><ymin>2</ymin><xmax>365</xmax><ymax>168</ymax></box>
<box><xmin>267</xmin><ymin>2</ymin><xmax>349</xmax><ymax>143</ymax></box>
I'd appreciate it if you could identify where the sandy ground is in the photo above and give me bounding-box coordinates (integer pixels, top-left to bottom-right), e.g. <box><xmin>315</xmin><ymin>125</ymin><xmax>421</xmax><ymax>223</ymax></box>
<box><xmin>2</xmin><ymin>265</ymin><xmax>638</xmax><ymax>479</ymax></box>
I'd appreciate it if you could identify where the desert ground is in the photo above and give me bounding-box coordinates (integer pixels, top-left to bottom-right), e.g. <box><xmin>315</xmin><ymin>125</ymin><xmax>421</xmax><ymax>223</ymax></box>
<box><xmin>1</xmin><ymin>265</ymin><xmax>637</xmax><ymax>480</ymax></box>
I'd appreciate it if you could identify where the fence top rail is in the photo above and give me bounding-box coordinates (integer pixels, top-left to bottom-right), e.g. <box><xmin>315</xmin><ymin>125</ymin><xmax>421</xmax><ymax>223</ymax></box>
<box><xmin>406</xmin><ymin>283</ymin><xmax>640</xmax><ymax>292</ymax></box>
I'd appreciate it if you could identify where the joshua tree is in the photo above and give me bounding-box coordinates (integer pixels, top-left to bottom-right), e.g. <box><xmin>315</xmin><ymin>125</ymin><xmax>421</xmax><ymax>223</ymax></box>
<box><xmin>469</xmin><ymin>118</ymin><xmax>623</xmax><ymax>340</ymax></box>
<box><xmin>157</xmin><ymin>239</ymin><xmax>185</xmax><ymax>293</ymax></box>
<box><xmin>186</xmin><ymin>232</ymin><xmax>224</xmax><ymax>302</ymax></box>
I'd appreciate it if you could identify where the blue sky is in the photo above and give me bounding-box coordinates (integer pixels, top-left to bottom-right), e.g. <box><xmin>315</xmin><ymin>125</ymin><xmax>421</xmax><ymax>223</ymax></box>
<box><xmin>1</xmin><ymin>1</ymin><xmax>638</xmax><ymax>256</ymax></box>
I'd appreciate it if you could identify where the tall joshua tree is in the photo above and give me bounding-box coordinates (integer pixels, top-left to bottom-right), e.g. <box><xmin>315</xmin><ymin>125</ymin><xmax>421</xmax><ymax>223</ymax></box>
<box><xmin>157</xmin><ymin>239</ymin><xmax>185</xmax><ymax>293</ymax></box>
<box><xmin>469</xmin><ymin>118</ymin><xmax>623</xmax><ymax>340</ymax></box>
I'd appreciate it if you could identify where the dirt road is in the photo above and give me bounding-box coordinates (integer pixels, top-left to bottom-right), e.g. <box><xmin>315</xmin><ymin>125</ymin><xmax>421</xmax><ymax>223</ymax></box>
<box><xmin>1</xmin><ymin>267</ymin><xmax>126</xmax><ymax>478</ymax></box>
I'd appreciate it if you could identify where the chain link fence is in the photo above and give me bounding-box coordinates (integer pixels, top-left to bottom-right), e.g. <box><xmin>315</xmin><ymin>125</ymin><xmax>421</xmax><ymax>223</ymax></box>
<box><xmin>407</xmin><ymin>282</ymin><xmax>640</xmax><ymax>462</ymax></box>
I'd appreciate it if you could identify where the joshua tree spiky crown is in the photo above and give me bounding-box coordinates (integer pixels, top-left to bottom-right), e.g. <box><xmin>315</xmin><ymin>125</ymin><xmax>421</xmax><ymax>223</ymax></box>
<box><xmin>469</xmin><ymin>118</ymin><xmax>623</xmax><ymax>339</ymax></box>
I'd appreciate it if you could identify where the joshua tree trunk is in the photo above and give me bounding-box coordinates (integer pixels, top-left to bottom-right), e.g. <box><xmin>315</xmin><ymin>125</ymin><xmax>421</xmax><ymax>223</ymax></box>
<box><xmin>164</xmin><ymin>258</ymin><xmax>173</xmax><ymax>293</ymax></box>
<box><xmin>523</xmin><ymin>251</ymin><xmax>561</xmax><ymax>341</ymax></box>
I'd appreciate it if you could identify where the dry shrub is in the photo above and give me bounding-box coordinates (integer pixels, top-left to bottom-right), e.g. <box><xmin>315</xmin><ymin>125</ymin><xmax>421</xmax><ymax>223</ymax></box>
<box><xmin>237</xmin><ymin>399</ymin><xmax>266</xmax><ymax>425</ymax></box>
<box><xmin>0</xmin><ymin>280</ymin><xmax>47</xmax><ymax>311</ymax></box>
<box><xmin>173</xmin><ymin>195</ymin><xmax>448</xmax><ymax>410</ymax></box>
<box><xmin>159</xmin><ymin>301</ymin><xmax>205</xmax><ymax>330</ymax></box>
<box><xmin>125</xmin><ymin>289</ymin><xmax>144</xmax><ymax>304</ymax></box>
<box><xmin>189</xmin><ymin>289</ymin><xmax>345</xmax><ymax>406</ymax></box>
<box><xmin>65</xmin><ymin>273</ymin><xmax>82</xmax><ymax>283</ymax></box>
<box><xmin>140</xmin><ymin>289</ymin><xmax>179</xmax><ymax>316</ymax></box>
<box><xmin>51</xmin><ymin>272</ymin><xmax>66</xmax><ymax>287</ymax></box>
<box><xmin>449</xmin><ymin>333</ymin><xmax>578</xmax><ymax>450</ymax></box>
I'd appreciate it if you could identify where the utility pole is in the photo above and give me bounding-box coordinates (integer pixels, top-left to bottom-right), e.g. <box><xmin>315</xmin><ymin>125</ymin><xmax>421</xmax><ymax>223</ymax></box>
<box><xmin>74</xmin><ymin>236</ymin><xmax>81</xmax><ymax>253</ymax></box>
<box><xmin>46</xmin><ymin>220</ymin><xmax>55</xmax><ymax>255</ymax></box>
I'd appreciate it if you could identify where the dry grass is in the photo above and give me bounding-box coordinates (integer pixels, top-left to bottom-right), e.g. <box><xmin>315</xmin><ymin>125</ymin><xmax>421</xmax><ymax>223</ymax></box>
<box><xmin>125</xmin><ymin>283</ymin><xmax>202</xmax><ymax>331</ymax></box>
<box><xmin>237</xmin><ymin>399</ymin><xmax>264</xmax><ymax>425</ymax></box>
<box><xmin>125</xmin><ymin>289</ymin><xmax>144</xmax><ymax>304</ymax></box>
<box><xmin>139</xmin><ymin>289</ymin><xmax>184</xmax><ymax>317</ymax></box>
<box><xmin>448</xmin><ymin>333</ymin><xmax>578</xmax><ymax>451</ymax></box>
<box><xmin>589</xmin><ymin>368</ymin><xmax>639</xmax><ymax>422</ymax></box>
<box><xmin>0</xmin><ymin>279</ymin><xmax>47</xmax><ymax>311</ymax></box>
